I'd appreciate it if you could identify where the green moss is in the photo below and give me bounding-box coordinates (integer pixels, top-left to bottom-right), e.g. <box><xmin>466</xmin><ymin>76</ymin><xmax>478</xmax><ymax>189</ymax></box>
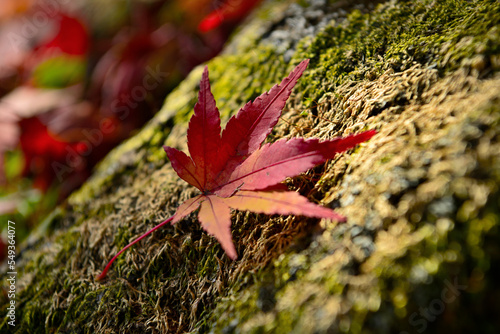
<box><xmin>208</xmin><ymin>48</ymin><xmax>289</xmax><ymax>120</ymax></box>
<box><xmin>210</xmin><ymin>77</ymin><xmax>500</xmax><ymax>334</ymax></box>
<box><xmin>293</xmin><ymin>0</ymin><xmax>500</xmax><ymax>107</ymax></box>
<box><xmin>2</xmin><ymin>0</ymin><xmax>500</xmax><ymax>333</ymax></box>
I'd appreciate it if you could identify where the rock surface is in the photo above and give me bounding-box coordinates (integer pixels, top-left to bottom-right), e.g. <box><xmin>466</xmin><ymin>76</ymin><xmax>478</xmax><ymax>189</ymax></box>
<box><xmin>1</xmin><ymin>0</ymin><xmax>500</xmax><ymax>333</ymax></box>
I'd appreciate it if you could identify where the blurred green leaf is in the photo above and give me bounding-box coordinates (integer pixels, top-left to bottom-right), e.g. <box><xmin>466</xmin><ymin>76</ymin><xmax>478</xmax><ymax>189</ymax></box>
<box><xmin>32</xmin><ymin>55</ymin><xmax>87</xmax><ymax>88</ymax></box>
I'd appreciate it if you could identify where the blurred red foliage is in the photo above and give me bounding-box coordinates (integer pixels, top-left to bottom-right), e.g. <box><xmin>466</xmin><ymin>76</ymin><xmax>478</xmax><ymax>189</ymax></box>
<box><xmin>0</xmin><ymin>0</ymin><xmax>261</xmax><ymax>202</ymax></box>
<box><xmin>199</xmin><ymin>0</ymin><xmax>262</xmax><ymax>32</ymax></box>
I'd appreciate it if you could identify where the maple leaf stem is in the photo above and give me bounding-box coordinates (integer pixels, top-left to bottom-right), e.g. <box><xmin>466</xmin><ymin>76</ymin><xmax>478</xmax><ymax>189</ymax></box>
<box><xmin>97</xmin><ymin>215</ymin><xmax>174</xmax><ymax>280</ymax></box>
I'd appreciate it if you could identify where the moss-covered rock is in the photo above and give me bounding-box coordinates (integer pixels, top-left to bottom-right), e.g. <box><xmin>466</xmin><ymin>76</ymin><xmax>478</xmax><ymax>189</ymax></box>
<box><xmin>1</xmin><ymin>0</ymin><xmax>500</xmax><ymax>333</ymax></box>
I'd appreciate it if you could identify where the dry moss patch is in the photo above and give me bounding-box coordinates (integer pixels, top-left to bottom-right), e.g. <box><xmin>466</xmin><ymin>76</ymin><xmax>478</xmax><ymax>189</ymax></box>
<box><xmin>212</xmin><ymin>64</ymin><xmax>500</xmax><ymax>333</ymax></box>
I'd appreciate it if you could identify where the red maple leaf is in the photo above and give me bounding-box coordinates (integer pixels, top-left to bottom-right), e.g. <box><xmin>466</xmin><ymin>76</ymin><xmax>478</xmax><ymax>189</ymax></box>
<box><xmin>98</xmin><ymin>59</ymin><xmax>376</xmax><ymax>279</ymax></box>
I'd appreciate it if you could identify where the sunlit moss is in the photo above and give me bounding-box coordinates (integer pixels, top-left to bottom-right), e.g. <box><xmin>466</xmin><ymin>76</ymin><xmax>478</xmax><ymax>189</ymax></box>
<box><xmin>1</xmin><ymin>0</ymin><xmax>499</xmax><ymax>333</ymax></box>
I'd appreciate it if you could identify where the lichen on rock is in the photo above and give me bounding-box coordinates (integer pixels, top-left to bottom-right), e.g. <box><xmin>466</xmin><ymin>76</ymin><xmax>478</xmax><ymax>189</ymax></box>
<box><xmin>1</xmin><ymin>0</ymin><xmax>500</xmax><ymax>333</ymax></box>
